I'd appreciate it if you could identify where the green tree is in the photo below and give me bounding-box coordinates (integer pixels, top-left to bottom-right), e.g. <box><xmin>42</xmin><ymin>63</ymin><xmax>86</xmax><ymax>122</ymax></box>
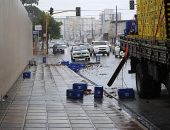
<box><xmin>21</xmin><ymin>0</ymin><xmax>39</xmax><ymax>5</ymax></box>
<box><xmin>25</xmin><ymin>6</ymin><xmax>62</xmax><ymax>39</ymax></box>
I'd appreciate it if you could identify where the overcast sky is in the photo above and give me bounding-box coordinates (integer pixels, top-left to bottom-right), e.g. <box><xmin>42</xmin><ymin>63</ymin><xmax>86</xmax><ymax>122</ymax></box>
<box><xmin>37</xmin><ymin>0</ymin><xmax>136</xmax><ymax>20</ymax></box>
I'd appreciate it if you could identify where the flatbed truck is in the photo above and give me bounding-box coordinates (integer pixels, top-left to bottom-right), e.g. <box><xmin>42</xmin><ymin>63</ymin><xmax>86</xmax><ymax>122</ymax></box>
<box><xmin>118</xmin><ymin>0</ymin><xmax>170</xmax><ymax>98</ymax></box>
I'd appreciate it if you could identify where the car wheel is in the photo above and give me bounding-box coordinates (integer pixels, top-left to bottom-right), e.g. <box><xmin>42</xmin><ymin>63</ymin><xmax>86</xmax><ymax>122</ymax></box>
<box><xmin>107</xmin><ymin>53</ymin><xmax>110</xmax><ymax>56</ymax></box>
<box><xmin>71</xmin><ymin>57</ymin><xmax>75</xmax><ymax>62</ymax></box>
<box><xmin>85</xmin><ymin>58</ymin><xmax>90</xmax><ymax>61</ymax></box>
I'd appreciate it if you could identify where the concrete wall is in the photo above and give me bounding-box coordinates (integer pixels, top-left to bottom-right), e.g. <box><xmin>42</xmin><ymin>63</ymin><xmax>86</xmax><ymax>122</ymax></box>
<box><xmin>0</xmin><ymin>0</ymin><xmax>32</xmax><ymax>98</ymax></box>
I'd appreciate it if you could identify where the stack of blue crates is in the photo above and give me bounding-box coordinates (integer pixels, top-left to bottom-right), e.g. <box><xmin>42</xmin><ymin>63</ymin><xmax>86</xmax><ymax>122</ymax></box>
<box><xmin>94</xmin><ymin>86</ymin><xmax>103</xmax><ymax>98</ymax></box>
<box><xmin>61</xmin><ymin>61</ymin><xmax>86</xmax><ymax>73</ymax></box>
<box><xmin>66</xmin><ymin>89</ymin><xmax>84</xmax><ymax>99</ymax></box>
<box><xmin>66</xmin><ymin>83</ymin><xmax>87</xmax><ymax>99</ymax></box>
<box><xmin>69</xmin><ymin>64</ymin><xmax>79</xmax><ymax>73</ymax></box>
<box><xmin>23</xmin><ymin>71</ymin><xmax>31</xmax><ymax>79</ymax></box>
<box><xmin>73</xmin><ymin>83</ymin><xmax>87</xmax><ymax>91</ymax></box>
<box><xmin>117</xmin><ymin>88</ymin><xmax>135</xmax><ymax>99</ymax></box>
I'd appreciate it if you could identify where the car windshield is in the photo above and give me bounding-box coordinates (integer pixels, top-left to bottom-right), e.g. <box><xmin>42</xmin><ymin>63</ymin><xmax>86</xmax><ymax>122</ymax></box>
<box><xmin>93</xmin><ymin>42</ymin><xmax>106</xmax><ymax>45</ymax></box>
<box><xmin>73</xmin><ymin>46</ymin><xmax>87</xmax><ymax>51</ymax></box>
<box><xmin>84</xmin><ymin>43</ymin><xmax>90</xmax><ymax>47</ymax></box>
<box><xmin>54</xmin><ymin>44</ymin><xmax>66</xmax><ymax>49</ymax></box>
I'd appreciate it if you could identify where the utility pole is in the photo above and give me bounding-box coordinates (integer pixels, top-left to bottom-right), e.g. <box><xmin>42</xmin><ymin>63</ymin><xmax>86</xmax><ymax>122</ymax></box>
<box><xmin>45</xmin><ymin>13</ymin><xmax>49</xmax><ymax>55</ymax></box>
<box><xmin>82</xmin><ymin>18</ymin><xmax>84</xmax><ymax>43</ymax></box>
<box><xmin>64</xmin><ymin>19</ymin><xmax>66</xmax><ymax>40</ymax></box>
<box><xmin>115</xmin><ymin>5</ymin><xmax>118</xmax><ymax>45</ymax></box>
<box><xmin>91</xmin><ymin>17</ymin><xmax>94</xmax><ymax>40</ymax></box>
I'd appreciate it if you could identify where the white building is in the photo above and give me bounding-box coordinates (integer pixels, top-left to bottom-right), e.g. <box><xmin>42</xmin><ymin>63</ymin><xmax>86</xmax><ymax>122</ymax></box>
<box><xmin>100</xmin><ymin>9</ymin><xmax>121</xmax><ymax>33</ymax></box>
<box><xmin>102</xmin><ymin>9</ymin><xmax>121</xmax><ymax>22</ymax></box>
<box><xmin>99</xmin><ymin>9</ymin><xmax>123</xmax><ymax>42</ymax></box>
<box><xmin>55</xmin><ymin>17</ymin><xmax>101</xmax><ymax>43</ymax></box>
<box><xmin>55</xmin><ymin>9</ymin><xmax>127</xmax><ymax>44</ymax></box>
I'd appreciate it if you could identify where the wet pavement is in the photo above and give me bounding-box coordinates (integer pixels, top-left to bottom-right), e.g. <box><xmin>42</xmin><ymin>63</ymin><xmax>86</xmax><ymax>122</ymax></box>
<box><xmin>0</xmin><ymin>55</ymin><xmax>145</xmax><ymax>130</ymax></box>
<box><xmin>79</xmin><ymin>52</ymin><xmax>170</xmax><ymax>130</ymax></box>
<box><xmin>32</xmin><ymin>47</ymin><xmax>170</xmax><ymax>130</ymax></box>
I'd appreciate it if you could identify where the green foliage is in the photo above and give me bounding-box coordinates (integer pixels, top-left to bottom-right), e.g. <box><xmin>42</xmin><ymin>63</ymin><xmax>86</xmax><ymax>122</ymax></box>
<box><xmin>21</xmin><ymin>0</ymin><xmax>39</xmax><ymax>5</ymax></box>
<box><xmin>48</xmin><ymin>17</ymin><xmax>62</xmax><ymax>39</ymax></box>
<box><xmin>25</xmin><ymin>6</ymin><xmax>62</xmax><ymax>39</ymax></box>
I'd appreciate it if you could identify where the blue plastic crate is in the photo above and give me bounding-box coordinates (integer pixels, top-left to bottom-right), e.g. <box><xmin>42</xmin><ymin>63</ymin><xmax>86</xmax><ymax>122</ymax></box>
<box><xmin>23</xmin><ymin>71</ymin><xmax>31</xmax><ymax>79</ymax></box>
<box><xmin>73</xmin><ymin>83</ymin><xmax>87</xmax><ymax>91</ymax></box>
<box><xmin>78</xmin><ymin>63</ymin><xmax>86</xmax><ymax>69</ymax></box>
<box><xmin>118</xmin><ymin>88</ymin><xmax>135</xmax><ymax>99</ymax></box>
<box><xmin>72</xmin><ymin>67</ymin><xmax>80</xmax><ymax>73</ymax></box>
<box><xmin>94</xmin><ymin>86</ymin><xmax>103</xmax><ymax>98</ymax></box>
<box><xmin>69</xmin><ymin>63</ymin><xmax>77</xmax><ymax>67</ymax></box>
<box><xmin>61</xmin><ymin>61</ymin><xmax>69</xmax><ymax>66</ymax></box>
<box><xmin>43</xmin><ymin>57</ymin><xmax>46</xmax><ymax>63</ymax></box>
<box><xmin>66</xmin><ymin>89</ymin><xmax>84</xmax><ymax>99</ymax></box>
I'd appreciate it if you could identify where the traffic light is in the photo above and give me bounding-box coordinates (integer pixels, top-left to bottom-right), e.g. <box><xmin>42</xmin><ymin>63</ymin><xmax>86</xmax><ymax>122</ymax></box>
<box><xmin>130</xmin><ymin>0</ymin><xmax>135</xmax><ymax>10</ymax></box>
<box><xmin>76</xmin><ymin>7</ymin><xmax>81</xmax><ymax>16</ymax></box>
<box><xmin>50</xmin><ymin>7</ymin><xmax>54</xmax><ymax>15</ymax></box>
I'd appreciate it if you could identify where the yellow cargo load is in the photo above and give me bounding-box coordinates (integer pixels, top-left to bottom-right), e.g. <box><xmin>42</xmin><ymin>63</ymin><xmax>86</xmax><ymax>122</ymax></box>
<box><xmin>137</xmin><ymin>0</ymin><xmax>170</xmax><ymax>40</ymax></box>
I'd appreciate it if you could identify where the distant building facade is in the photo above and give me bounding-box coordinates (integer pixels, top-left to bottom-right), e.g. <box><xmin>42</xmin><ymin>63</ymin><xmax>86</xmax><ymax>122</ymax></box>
<box><xmin>55</xmin><ymin>17</ymin><xmax>101</xmax><ymax>43</ymax></box>
<box><xmin>55</xmin><ymin>9</ymin><xmax>130</xmax><ymax>44</ymax></box>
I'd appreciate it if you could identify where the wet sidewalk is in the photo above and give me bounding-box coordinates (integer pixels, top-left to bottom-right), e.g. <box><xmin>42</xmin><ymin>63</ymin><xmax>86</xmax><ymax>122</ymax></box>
<box><xmin>0</xmin><ymin>58</ymin><xmax>145</xmax><ymax>130</ymax></box>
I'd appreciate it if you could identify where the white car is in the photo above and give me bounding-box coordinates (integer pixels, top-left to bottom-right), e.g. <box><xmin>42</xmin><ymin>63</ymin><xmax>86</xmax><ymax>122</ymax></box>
<box><xmin>90</xmin><ymin>41</ymin><xmax>110</xmax><ymax>56</ymax></box>
<box><xmin>71</xmin><ymin>45</ymin><xmax>90</xmax><ymax>62</ymax></box>
<box><xmin>105</xmin><ymin>41</ymin><xmax>112</xmax><ymax>51</ymax></box>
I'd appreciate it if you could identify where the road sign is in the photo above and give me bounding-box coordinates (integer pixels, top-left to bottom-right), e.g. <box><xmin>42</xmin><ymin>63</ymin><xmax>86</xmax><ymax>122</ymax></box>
<box><xmin>32</xmin><ymin>31</ymin><xmax>38</xmax><ymax>35</ymax></box>
<box><xmin>35</xmin><ymin>25</ymin><xmax>42</xmax><ymax>31</ymax></box>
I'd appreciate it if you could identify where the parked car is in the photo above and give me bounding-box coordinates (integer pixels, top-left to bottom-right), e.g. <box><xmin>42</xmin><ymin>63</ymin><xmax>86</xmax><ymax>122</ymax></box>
<box><xmin>71</xmin><ymin>45</ymin><xmax>90</xmax><ymax>62</ymax></box>
<box><xmin>53</xmin><ymin>43</ymin><xmax>67</xmax><ymax>54</ymax></box>
<box><xmin>90</xmin><ymin>41</ymin><xmax>110</xmax><ymax>56</ymax></box>
<box><xmin>105</xmin><ymin>41</ymin><xmax>112</xmax><ymax>51</ymax></box>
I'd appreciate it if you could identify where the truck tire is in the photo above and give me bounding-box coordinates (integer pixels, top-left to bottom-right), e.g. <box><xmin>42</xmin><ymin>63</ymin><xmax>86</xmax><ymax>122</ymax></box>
<box><xmin>152</xmin><ymin>80</ymin><xmax>161</xmax><ymax>97</ymax></box>
<box><xmin>166</xmin><ymin>73</ymin><xmax>170</xmax><ymax>96</ymax></box>
<box><xmin>136</xmin><ymin>63</ymin><xmax>152</xmax><ymax>98</ymax></box>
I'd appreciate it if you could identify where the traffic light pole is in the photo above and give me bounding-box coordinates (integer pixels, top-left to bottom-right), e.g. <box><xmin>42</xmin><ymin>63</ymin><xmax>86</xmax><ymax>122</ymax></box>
<box><xmin>45</xmin><ymin>13</ymin><xmax>49</xmax><ymax>55</ymax></box>
<box><xmin>45</xmin><ymin>8</ymin><xmax>80</xmax><ymax>55</ymax></box>
<box><xmin>53</xmin><ymin>10</ymin><xmax>75</xmax><ymax>15</ymax></box>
